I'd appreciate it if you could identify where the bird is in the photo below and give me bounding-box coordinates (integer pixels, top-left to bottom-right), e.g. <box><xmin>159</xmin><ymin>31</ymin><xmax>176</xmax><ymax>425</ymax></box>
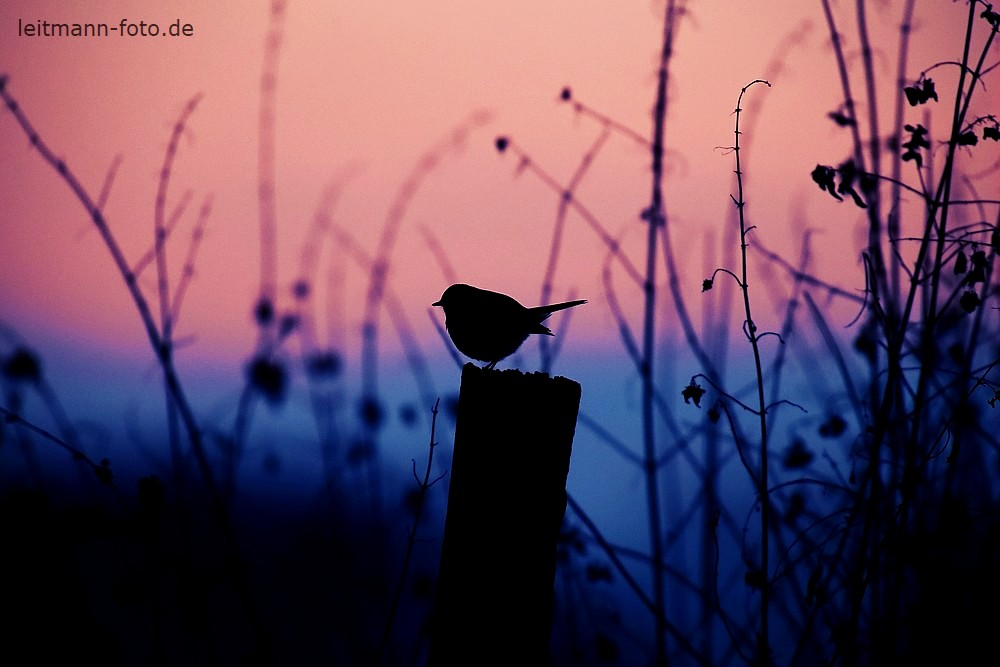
<box><xmin>433</xmin><ymin>283</ymin><xmax>586</xmax><ymax>369</ymax></box>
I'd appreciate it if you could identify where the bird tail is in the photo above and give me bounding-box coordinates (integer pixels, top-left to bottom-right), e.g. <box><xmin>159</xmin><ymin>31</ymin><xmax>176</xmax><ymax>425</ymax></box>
<box><xmin>531</xmin><ymin>299</ymin><xmax>587</xmax><ymax>319</ymax></box>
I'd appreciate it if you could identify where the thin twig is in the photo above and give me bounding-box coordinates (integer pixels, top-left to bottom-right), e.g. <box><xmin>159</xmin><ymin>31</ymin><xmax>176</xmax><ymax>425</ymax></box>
<box><xmin>376</xmin><ymin>399</ymin><xmax>445</xmax><ymax>666</ymax></box>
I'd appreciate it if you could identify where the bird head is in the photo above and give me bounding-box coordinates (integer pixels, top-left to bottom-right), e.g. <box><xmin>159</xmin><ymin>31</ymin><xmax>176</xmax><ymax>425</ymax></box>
<box><xmin>432</xmin><ymin>283</ymin><xmax>474</xmax><ymax>311</ymax></box>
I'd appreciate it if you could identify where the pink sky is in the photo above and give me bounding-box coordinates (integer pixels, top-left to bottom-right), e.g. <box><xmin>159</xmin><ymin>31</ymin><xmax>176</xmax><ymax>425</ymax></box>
<box><xmin>0</xmin><ymin>0</ymin><xmax>991</xmax><ymax>370</ymax></box>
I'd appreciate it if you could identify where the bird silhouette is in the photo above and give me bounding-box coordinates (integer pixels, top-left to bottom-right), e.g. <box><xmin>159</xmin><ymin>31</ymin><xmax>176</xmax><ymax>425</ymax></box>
<box><xmin>433</xmin><ymin>283</ymin><xmax>586</xmax><ymax>369</ymax></box>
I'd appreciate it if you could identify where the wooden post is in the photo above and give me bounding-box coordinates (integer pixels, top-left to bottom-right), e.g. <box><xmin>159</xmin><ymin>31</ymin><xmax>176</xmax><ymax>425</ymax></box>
<box><xmin>427</xmin><ymin>363</ymin><xmax>581</xmax><ymax>665</ymax></box>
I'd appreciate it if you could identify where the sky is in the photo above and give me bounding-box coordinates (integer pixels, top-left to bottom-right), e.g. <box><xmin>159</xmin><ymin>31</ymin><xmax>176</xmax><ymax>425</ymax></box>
<box><xmin>2</xmin><ymin>0</ymin><xmax>978</xmax><ymax>362</ymax></box>
<box><xmin>1</xmin><ymin>1</ymin><xmax>995</xmax><ymax>498</ymax></box>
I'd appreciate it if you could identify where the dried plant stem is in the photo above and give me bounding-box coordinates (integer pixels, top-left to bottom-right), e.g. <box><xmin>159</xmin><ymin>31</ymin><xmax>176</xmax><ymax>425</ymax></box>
<box><xmin>2</xmin><ymin>80</ymin><xmax>281</xmax><ymax>662</ymax></box>
<box><xmin>294</xmin><ymin>173</ymin><xmax>356</xmax><ymax>493</ymax></box>
<box><xmin>539</xmin><ymin>125</ymin><xmax>610</xmax><ymax>373</ymax></box>
<box><xmin>132</xmin><ymin>189</ymin><xmax>194</xmax><ymax>276</ymax></box>
<box><xmin>361</xmin><ymin>112</ymin><xmax>490</xmax><ymax>515</ymax></box>
<box><xmin>561</xmin><ymin>89</ymin><xmax>651</xmax><ymax>147</ymax></box>
<box><xmin>170</xmin><ymin>194</ymin><xmax>213</xmax><ymax>324</ymax></box>
<box><xmin>328</xmin><ymin>222</ymin><xmax>439</xmax><ymax>418</ymax></box>
<box><xmin>256</xmin><ymin>0</ymin><xmax>286</xmax><ymax>344</ymax></box>
<box><xmin>731</xmin><ymin>78</ymin><xmax>772</xmax><ymax>662</ymax></box>
<box><xmin>497</xmin><ymin>136</ymin><xmax>643</xmax><ymax>284</ymax></box>
<box><xmin>644</xmin><ymin>2</ymin><xmax>682</xmax><ymax>663</ymax></box>
<box><xmin>819</xmin><ymin>0</ymin><xmax>867</xmax><ymax>172</ymax></box>
<box><xmin>566</xmin><ymin>493</ymin><xmax>708</xmax><ymax>665</ymax></box>
<box><xmin>96</xmin><ymin>154</ymin><xmax>123</xmax><ymax>211</ymax></box>
<box><xmin>155</xmin><ymin>93</ymin><xmax>202</xmax><ymax>495</ymax></box>
<box><xmin>888</xmin><ymin>0</ymin><xmax>918</xmax><ymax>303</ymax></box>
<box><xmin>376</xmin><ymin>399</ymin><xmax>445</xmax><ymax>665</ymax></box>
<box><xmin>362</xmin><ymin>111</ymin><xmax>490</xmax><ymax>399</ymax></box>
<box><xmin>0</xmin><ymin>81</ymin><xmax>221</xmax><ymax>510</ymax></box>
<box><xmin>0</xmin><ymin>406</ymin><xmax>121</xmax><ymax>495</ymax></box>
<box><xmin>856</xmin><ymin>0</ymin><xmax>888</xmax><ymax>291</ymax></box>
